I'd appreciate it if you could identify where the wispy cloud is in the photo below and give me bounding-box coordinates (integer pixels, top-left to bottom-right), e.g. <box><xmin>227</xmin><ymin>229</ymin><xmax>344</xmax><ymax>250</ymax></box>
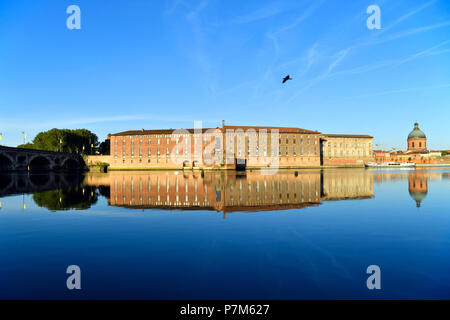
<box><xmin>273</xmin><ymin>0</ymin><xmax>324</xmax><ymax>34</ymax></box>
<box><xmin>381</xmin><ymin>20</ymin><xmax>450</xmax><ymax>42</ymax></box>
<box><xmin>1</xmin><ymin>114</ymin><xmax>220</xmax><ymax>130</ymax></box>
<box><xmin>331</xmin><ymin>39</ymin><xmax>450</xmax><ymax>77</ymax></box>
<box><xmin>230</xmin><ymin>2</ymin><xmax>287</xmax><ymax>24</ymax></box>
<box><xmin>287</xmin><ymin>48</ymin><xmax>350</xmax><ymax>102</ymax></box>
<box><xmin>378</xmin><ymin>0</ymin><xmax>437</xmax><ymax>34</ymax></box>
<box><xmin>346</xmin><ymin>83</ymin><xmax>450</xmax><ymax>99</ymax></box>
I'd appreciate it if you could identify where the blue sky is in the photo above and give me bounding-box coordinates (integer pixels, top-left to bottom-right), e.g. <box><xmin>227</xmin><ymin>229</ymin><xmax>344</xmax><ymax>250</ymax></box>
<box><xmin>0</xmin><ymin>0</ymin><xmax>449</xmax><ymax>150</ymax></box>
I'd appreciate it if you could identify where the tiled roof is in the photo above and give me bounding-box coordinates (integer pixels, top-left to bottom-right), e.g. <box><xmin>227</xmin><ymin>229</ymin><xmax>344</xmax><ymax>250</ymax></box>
<box><xmin>223</xmin><ymin>125</ymin><xmax>320</xmax><ymax>134</ymax></box>
<box><xmin>110</xmin><ymin>128</ymin><xmax>217</xmax><ymax>136</ymax></box>
<box><xmin>324</xmin><ymin>134</ymin><xmax>373</xmax><ymax>138</ymax></box>
<box><xmin>111</xmin><ymin>125</ymin><xmax>321</xmax><ymax>136</ymax></box>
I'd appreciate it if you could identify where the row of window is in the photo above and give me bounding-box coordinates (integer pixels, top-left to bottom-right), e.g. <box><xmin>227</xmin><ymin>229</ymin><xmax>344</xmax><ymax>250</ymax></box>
<box><xmin>113</xmin><ymin>134</ymin><xmax>320</xmax><ymax>146</ymax></box>
<box><xmin>326</xmin><ymin>142</ymin><xmax>372</xmax><ymax>149</ymax></box>
<box><xmin>328</xmin><ymin>150</ymin><xmax>372</xmax><ymax>156</ymax></box>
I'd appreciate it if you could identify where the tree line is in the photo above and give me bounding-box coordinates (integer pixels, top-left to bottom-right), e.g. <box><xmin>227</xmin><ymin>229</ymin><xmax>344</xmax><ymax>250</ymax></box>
<box><xmin>17</xmin><ymin>128</ymin><xmax>110</xmax><ymax>155</ymax></box>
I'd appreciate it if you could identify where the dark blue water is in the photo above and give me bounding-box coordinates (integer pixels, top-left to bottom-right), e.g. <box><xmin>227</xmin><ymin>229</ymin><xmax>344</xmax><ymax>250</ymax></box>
<box><xmin>0</xmin><ymin>168</ymin><xmax>449</xmax><ymax>299</ymax></box>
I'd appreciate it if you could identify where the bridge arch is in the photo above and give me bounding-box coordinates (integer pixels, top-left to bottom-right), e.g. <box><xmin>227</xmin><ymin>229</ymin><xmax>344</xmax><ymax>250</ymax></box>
<box><xmin>28</xmin><ymin>155</ymin><xmax>52</xmax><ymax>171</ymax></box>
<box><xmin>61</xmin><ymin>157</ymin><xmax>81</xmax><ymax>170</ymax></box>
<box><xmin>0</xmin><ymin>153</ymin><xmax>14</xmax><ymax>171</ymax></box>
<box><xmin>0</xmin><ymin>173</ymin><xmax>13</xmax><ymax>191</ymax></box>
<box><xmin>16</xmin><ymin>154</ymin><xmax>27</xmax><ymax>164</ymax></box>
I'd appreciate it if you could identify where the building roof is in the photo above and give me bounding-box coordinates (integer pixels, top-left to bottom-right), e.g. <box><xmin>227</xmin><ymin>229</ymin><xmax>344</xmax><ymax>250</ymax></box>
<box><xmin>111</xmin><ymin>125</ymin><xmax>321</xmax><ymax>136</ymax></box>
<box><xmin>110</xmin><ymin>128</ymin><xmax>217</xmax><ymax>136</ymax></box>
<box><xmin>324</xmin><ymin>134</ymin><xmax>373</xmax><ymax>138</ymax></box>
<box><xmin>223</xmin><ymin>125</ymin><xmax>320</xmax><ymax>134</ymax></box>
<box><xmin>408</xmin><ymin>122</ymin><xmax>426</xmax><ymax>139</ymax></box>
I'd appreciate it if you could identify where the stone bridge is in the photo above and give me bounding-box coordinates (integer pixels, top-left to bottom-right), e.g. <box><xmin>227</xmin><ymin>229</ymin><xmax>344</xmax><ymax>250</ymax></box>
<box><xmin>0</xmin><ymin>146</ymin><xmax>87</xmax><ymax>172</ymax></box>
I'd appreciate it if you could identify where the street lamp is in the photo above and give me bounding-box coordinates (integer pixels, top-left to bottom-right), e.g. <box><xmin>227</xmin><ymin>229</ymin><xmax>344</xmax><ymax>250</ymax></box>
<box><xmin>21</xmin><ymin>131</ymin><xmax>26</xmax><ymax>144</ymax></box>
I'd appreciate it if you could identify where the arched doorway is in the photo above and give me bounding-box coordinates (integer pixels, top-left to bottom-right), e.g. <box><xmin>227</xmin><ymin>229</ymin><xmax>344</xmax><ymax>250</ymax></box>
<box><xmin>29</xmin><ymin>156</ymin><xmax>51</xmax><ymax>171</ymax></box>
<box><xmin>0</xmin><ymin>154</ymin><xmax>13</xmax><ymax>171</ymax></box>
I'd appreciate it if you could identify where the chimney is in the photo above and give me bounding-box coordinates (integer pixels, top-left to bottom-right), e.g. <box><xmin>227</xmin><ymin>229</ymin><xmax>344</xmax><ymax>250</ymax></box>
<box><xmin>222</xmin><ymin>120</ymin><xmax>225</xmax><ymax>128</ymax></box>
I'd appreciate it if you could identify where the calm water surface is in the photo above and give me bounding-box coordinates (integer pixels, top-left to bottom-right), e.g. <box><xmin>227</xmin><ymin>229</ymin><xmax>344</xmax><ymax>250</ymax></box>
<box><xmin>1</xmin><ymin>168</ymin><xmax>449</xmax><ymax>299</ymax></box>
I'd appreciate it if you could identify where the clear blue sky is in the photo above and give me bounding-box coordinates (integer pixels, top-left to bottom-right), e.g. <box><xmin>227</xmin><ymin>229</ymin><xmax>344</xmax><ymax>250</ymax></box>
<box><xmin>1</xmin><ymin>0</ymin><xmax>449</xmax><ymax>150</ymax></box>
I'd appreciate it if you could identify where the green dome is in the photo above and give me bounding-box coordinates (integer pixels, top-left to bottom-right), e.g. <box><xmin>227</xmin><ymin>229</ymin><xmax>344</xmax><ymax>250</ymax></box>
<box><xmin>409</xmin><ymin>191</ymin><xmax>427</xmax><ymax>208</ymax></box>
<box><xmin>408</xmin><ymin>122</ymin><xmax>426</xmax><ymax>139</ymax></box>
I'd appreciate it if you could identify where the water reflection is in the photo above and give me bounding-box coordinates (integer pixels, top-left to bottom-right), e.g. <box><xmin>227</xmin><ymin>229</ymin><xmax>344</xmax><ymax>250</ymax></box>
<box><xmin>408</xmin><ymin>171</ymin><xmax>428</xmax><ymax>208</ymax></box>
<box><xmin>32</xmin><ymin>186</ymin><xmax>98</xmax><ymax>211</ymax></box>
<box><xmin>1</xmin><ymin>169</ymin><xmax>448</xmax><ymax>212</ymax></box>
<box><xmin>0</xmin><ymin>172</ymin><xmax>83</xmax><ymax>197</ymax></box>
<box><xmin>84</xmin><ymin>170</ymin><xmax>375</xmax><ymax>215</ymax></box>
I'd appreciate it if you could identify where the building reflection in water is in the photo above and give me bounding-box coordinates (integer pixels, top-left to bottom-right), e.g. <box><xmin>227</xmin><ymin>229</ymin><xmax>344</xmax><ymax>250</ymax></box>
<box><xmin>85</xmin><ymin>169</ymin><xmax>374</xmax><ymax>216</ymax></box>
<box><xmin>2</xmin><ymin>169</ymin><xmax>446</xmax><ymax>212</ymax></box>
<box><xmin>408</xmin><ymin>171</ymin><xmax>428</xmax><ymax>208</ymax></box>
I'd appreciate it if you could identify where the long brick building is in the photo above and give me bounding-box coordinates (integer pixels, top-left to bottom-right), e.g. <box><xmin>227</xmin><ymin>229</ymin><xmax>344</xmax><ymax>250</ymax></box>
<box><xmin>102</xmin><ymin>121</ymin><xmax>374</xmax><ymax>170</ymax></box>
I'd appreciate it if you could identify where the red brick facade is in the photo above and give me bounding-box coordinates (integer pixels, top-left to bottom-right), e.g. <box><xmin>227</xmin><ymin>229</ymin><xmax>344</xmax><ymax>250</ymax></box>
<box><xmin>106</xmin><ymin>122</ymin><xmax>373</xmax><ymax>170</ymax></box>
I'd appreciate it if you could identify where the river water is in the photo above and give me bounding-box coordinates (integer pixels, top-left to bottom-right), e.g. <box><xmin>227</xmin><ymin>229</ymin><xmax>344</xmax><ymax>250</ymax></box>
<box><xmin>1</xmin><ymin>168</ymin><xmax>449</xmax><ymax>299</ymax></box>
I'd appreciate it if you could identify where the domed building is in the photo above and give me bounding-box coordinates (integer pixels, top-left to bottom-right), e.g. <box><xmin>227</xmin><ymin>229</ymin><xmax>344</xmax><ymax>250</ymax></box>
<box><xmin>407</xmin><ymin>122</ymin><xmax>427</xmax><ymax>152</ymax></box>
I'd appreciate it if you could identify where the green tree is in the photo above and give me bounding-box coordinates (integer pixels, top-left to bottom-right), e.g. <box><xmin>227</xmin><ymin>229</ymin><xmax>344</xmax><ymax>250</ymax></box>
<box><xmin>17</xmin><ymin>143</ymin><xmax>35</xmax><ymax>149</ymax></box>
<box><xmin>98</xmin><ymin>139</ymin><xmax>110</xmax><ymax>155</ymax></box>
<box><xmin>19</xmin><ymin>128</ymin><xmax>99</xmax><ymax>154</ymax></box>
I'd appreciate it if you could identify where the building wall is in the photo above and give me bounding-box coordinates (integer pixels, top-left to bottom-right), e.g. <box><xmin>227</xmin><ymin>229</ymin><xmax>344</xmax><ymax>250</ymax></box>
<box><xmin>322</xmin><ymin>136</ymin><xmax>374</xmax><ymax>166</ymax></box>
<box><xmin>109</xmin><ymin>129</ymin><xmax>323</xmax><ymax>170</ymax></box>
<box><xmin>107</xmin><ymin>127</ymin><xmax>372</xmax><ymax>170</ymax></box>
<box><xmin>224</xmin><ymin>131</ymin><xmax>321</xmax><ymax>168</ymax></box>
<box><xmin>408</xmin><ymin>138</ymin><xmax>427</xmax><ymax>152</ymax></box>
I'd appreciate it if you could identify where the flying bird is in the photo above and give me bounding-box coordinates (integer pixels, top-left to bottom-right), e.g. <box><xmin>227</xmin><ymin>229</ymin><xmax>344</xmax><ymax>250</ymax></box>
<box><xmin>282</xmin><ymin>75</ymin><xmax>292</xmax><ymax>84</ymax></box>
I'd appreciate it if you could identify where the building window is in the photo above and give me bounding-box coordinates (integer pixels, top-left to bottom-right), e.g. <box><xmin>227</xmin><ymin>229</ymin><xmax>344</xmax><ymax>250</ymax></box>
<box><xmin>412</xmin><ymin>142</ymin><xmax>415</xmax><ymax>148</ymax></box>
<box><xmin>419</xmin><ymin>142</ymin><xmax>422</xmax><ymax>147</ymax></box>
